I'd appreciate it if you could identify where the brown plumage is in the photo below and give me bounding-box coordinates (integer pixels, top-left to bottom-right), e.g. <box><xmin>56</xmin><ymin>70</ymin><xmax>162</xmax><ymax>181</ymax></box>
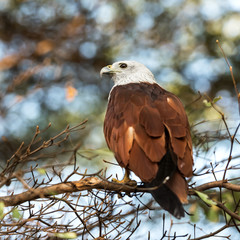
<box><xmin>101</xmin><ymin>61</ymin><xmax>193</xmax><ymax>219</ymax></box>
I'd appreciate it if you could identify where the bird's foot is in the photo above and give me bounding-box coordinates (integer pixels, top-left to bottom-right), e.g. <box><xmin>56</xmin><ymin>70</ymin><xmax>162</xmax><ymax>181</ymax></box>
<box><xmin>112</xmin><ymin>169</ymin><xmax>137</xmax><ymax>187</ymax></box>
<box><xmin>112</xmin><ymin>177</ymin><xmax>137</xmax><ymax>187</ymax></box>
<box><xmin>112</xmin><ymin>174</ymin><xmax>137</xmax><ymax>198</ymax></box>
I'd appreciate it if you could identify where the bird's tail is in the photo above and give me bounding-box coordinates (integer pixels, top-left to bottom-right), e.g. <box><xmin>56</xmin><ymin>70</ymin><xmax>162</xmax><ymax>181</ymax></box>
<box><xmin>144</xmin><ymin>147</ymin><xmax>189</xmax><ymax>219</ymax></box>
<box><xmin>148</xmin><ymin>183</ymin><xmax>185</xmax><ymax>219</ymax></box>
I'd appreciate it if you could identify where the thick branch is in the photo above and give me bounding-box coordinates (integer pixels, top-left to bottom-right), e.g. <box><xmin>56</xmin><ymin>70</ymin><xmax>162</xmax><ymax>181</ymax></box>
<box><xmin>0</xmin><ymin>177</ymin><xmax>140</xmax><ymax>206</ymax></box>
<box><xmin>1</xmin><ymin>177</ymin><xmax>240</xmax><ymax>208</ymax></box>
<box><xmin>189</xmin><ymin>180</ymin><xmax>240</xmax><ymax>194</ymax></box>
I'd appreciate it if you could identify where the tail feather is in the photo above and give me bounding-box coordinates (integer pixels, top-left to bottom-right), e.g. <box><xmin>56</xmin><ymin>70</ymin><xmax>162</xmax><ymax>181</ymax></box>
<box><xmin>143</xmin><ymin>148</ymin><xmax>187</xmax><ymax>219</ymax></box>
<box><xmin>166</xmin><ymin>171</ymin><xmax>188</xmax><ymax>204</ymax></box>
<box><xmin>145</xmin><ymin>183</ymin><xmax>185</xmax><ymax>219</ymax></box>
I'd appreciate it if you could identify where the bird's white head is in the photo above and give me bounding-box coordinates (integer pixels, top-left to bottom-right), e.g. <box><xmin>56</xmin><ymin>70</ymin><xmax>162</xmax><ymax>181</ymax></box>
<box><xmin>100</xmin><ymin>60</ymin><xmax>156</xmax><ymax>86</ymax></box>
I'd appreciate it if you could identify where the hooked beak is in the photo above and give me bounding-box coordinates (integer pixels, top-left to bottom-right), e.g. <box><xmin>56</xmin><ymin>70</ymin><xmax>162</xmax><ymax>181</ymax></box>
<box><xmin>100</xmin><ymin>65</ymin><xmax>121</xmax><ymax>77</ymax></box>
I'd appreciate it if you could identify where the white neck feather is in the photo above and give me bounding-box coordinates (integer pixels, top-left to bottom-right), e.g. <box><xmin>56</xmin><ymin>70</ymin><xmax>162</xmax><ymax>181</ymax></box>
<box><xmin>108</xmin><ymin>71</ymin><xmax>157</xmax><ymax>101</ymax></box>
<box><xmin>112</xmin><ymin>71</ymin><xmax>156</xmax><ymax>86</ymax></box>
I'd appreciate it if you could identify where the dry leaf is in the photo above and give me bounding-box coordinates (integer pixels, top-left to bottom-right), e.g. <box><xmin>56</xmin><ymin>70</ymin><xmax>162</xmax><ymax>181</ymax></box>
<box><xmin>65</xmin><ymin>84</ymin><xmax>78</xmax><ymax>102</ymax></box>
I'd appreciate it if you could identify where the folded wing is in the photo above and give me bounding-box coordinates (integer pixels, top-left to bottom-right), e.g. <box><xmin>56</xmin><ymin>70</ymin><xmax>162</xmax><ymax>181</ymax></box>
<box><xmin>104</xmin><ymin>83</ymin><xmax>193</xmax><ymax>208</ymax></box>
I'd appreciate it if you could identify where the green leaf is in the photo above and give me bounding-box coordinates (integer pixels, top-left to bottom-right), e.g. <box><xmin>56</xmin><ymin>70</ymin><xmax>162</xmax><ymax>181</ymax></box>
<box><xmin>203</xmin><ymin>99</ymin><xmax>211</xmax><ymax>107</ymax></box>
<box><xmin>53</xmin><ymin>232</ymin><xmax>77</xmax><ymax>239</ymax></box>
<box><xmin>195</xmin><ymin>190</ymin><xmax>217</xmax><ymax>206</ymax></box>
<box><xmin>0</xmin><ymin>201</ymin><xmax>5</xmax><ymax>219</ymax></box>
<box><xmin>203</xmin><ymin>96</ymin><xmax>222</xmax><ymax>107</ymax></box>
<box><xmin>78</xmin><ymin>148</ymin><xmax>114</xmax><ymax>158</ymax></box>
<box><xmin>212</xmin><ymin>96</ymin><xmax>222</xmax><ymax>103</ymax></box>
<box><xmin>189</xmin><ymin>202</ymin><xmax>199</xmax><ymax>222</ymax></box>
<box><xmin>12</xmin><ymin>207</ymin><xmax>22</xmax><ymax>220</ymax></box>
<box><xmin>207</xmin><ymin>205</ymin><xmax>219</xmax><ymax>222</ymax></box>
<box><xmin>37</xmin><ymin>168</ymin><xmax>46</xmax><ymax>175</ymax></box>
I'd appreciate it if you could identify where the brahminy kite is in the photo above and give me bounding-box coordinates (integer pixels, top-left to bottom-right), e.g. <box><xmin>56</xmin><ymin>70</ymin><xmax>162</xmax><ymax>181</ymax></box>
<box><xmin>101</xmin><ymin>61</ymin><xmax>193</xmax><ymax>219</ymax></box>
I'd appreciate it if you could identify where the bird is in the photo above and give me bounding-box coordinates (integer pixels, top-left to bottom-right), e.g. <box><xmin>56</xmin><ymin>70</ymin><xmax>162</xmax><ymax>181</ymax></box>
<box><xmin>100</xmin><ymin>60</ymin><xmax>193</xmax><ymax>219</ymax></box>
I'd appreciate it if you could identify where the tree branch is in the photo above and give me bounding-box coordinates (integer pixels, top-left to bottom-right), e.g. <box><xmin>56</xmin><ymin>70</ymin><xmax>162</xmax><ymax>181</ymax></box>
<box><xmin>1</xmin><ymin>177</ymin><xmax>240</xmax><ymax>207</ymax></box>
<box><xmin>0</xmin><ymin>177</ymin><xmax>138</xmax><ymax>207</ymax></box>
<box><xmin>189</xmin><ymin>180</ymin><xmax>240</xmax><ymax>193</ymax></box>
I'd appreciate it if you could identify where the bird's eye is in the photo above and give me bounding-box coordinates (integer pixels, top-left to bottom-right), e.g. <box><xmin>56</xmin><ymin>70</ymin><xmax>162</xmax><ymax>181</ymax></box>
<box><xmin>119</xmin><ymin>63</ymin><xmax>128</xmax><ymax>68</ymax></box>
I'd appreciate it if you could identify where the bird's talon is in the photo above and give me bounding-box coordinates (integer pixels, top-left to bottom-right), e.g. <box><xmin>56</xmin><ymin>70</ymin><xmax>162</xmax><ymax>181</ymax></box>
<box><xmin>112</xmin><ymin>178</ymin><xmax>118</xmax><ymax>183</ymax></box>
<box><xmin>112</xmin><ymin>177</ymin><xmax>137</xmax><ymax>187</ymax></box>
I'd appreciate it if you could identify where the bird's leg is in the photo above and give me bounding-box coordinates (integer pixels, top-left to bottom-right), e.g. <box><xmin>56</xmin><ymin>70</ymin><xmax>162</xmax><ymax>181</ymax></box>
<box><xmin>112</xmin><ymin>169</ymin><xmax>137</xmax><ymax>186</ymax></box>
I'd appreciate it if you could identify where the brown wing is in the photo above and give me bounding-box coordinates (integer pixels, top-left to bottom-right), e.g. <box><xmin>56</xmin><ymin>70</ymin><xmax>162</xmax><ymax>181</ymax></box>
<box><xmin>104</xmin><ymin>83</ymin><xmax>193</xmax><ymax>186</ymax></box>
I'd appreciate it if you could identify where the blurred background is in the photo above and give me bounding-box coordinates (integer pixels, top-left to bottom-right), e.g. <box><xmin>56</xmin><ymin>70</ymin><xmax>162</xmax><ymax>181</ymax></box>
<box><xmin>0</xmin><ymin>0</ymin><xmax>239</xmax><ymax>239</ymax></box>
